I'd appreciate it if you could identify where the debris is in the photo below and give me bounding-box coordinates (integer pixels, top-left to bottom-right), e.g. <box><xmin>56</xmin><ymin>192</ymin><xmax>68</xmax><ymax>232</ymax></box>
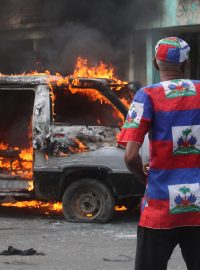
<box><xmin>0</xmin><ymin>246</ymin><xmax>45</xmax><ymax>256</ymax></box>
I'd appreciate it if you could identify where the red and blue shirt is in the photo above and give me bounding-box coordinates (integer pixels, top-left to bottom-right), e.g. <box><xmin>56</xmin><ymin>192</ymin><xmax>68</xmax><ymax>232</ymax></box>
<box><xmin>118</xmin><ymin>79</ymin><xmax>200</xmax><ymax>229</ymax></box>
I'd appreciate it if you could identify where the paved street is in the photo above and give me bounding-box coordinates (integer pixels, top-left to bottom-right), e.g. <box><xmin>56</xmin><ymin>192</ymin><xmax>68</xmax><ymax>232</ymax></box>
<box><xmin>0</xmin><ymin>206</ymin><xmax>187</xmax><ymax>270</ymax></box>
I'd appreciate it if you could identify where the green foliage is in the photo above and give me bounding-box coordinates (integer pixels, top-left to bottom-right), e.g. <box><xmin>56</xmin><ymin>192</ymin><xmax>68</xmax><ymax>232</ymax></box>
<box><xmin>182</xmin><ymin>128</ymin><xmax>192</xmax><ymax>137</ymax></box>
<box><xmin>179</xmin><ymin>186</ymin><xmax>191</xmax><ymax>195</ymax></box>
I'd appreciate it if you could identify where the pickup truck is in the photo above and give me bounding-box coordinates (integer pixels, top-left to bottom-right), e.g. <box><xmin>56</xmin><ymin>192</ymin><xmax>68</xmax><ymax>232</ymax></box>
<box><xmin>0</xmin><ymin>75</ymin><xmax>147</xmax><ymax>222</ymax></box>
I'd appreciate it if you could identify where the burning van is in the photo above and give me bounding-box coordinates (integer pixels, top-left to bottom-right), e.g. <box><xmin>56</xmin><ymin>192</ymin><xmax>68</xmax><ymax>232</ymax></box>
<box><xmin>0</xmin><ymin>73</ymin><xmax>146</xmax><ymax>222</ymax></box>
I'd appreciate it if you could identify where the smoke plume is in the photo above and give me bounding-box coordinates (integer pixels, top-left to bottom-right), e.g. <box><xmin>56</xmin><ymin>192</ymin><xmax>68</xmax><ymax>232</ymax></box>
<box><xmin>0</xmin><ymin>0</ymin><xmax>163</xmax><ymax>76</ymax></box>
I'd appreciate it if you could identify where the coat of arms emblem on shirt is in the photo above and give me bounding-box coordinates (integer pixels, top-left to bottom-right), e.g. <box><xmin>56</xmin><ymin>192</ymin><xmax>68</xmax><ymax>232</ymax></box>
<box><xmin>123</xmin><ymin>101</ymin><xmax>144</xmax><ymax>128</ymax></box>
<box><xmin>168</xmin><ymin>183</ymin><xmax>200</xmax><ymax>214</ymax></box>
<box><xmin>161</xmin><ymin>79</ymin><xmax>196</xmax><ymax>99</ymax></box>
<box><xmin>172</xmin><ymin>126</ymin><xmax>200</xmax><ymax>155</ymax></box>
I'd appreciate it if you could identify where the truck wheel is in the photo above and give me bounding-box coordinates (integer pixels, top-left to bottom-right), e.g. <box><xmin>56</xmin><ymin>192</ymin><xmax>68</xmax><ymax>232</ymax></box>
<box><xmin>62</xmin><ymin>178</ymin><xmax>115</xmax><ymax>223</ymax></box>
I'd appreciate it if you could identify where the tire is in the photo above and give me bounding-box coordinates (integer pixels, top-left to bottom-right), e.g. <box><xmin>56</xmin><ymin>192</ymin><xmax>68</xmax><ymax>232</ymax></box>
<box><xmin>62</xmin><ymin>178</ymin><xmax>115</xmax><ymax>223</ymax></box>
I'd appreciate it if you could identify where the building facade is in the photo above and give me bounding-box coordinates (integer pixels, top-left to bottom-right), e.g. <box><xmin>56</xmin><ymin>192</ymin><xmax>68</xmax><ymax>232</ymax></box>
<box><xmin>133</xmin><ymin>0</ymin><xmax>200</xmax><ymax>86</ymax></box>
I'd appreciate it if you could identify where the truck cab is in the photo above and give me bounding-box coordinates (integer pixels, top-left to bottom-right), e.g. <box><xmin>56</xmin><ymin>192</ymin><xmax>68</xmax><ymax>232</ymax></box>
<box><xmin>0</xmin><ymin>75</ymin><xmax>147</xmax><ymax>222</ymax></box>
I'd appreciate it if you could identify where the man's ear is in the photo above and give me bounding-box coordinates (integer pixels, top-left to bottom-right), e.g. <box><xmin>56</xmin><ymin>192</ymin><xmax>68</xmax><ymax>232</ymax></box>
<box><xmin>153</xmin><ymin>57</ymin><xmax>159</xmax><ymax>70</ymax></box>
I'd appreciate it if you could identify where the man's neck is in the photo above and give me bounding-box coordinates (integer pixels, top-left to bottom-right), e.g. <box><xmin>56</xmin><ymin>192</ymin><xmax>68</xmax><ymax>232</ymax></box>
<box><xmin>160</xmin><ymin>70</ymin><xmax>185</xmax><ymax>82</ymax></box>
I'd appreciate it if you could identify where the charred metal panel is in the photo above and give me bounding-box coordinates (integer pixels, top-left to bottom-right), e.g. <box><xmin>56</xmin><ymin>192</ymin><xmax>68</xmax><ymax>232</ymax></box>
<box><xmin>33</xmin><ymin>85</ymin><xmax>51</xmax><ymax>150</ymax></box>
<box><xmin>0</xmin><ymin>75</ymin><xmax>50</xmax><ymax>86</ymax></box>
<box><xmin>49</xmin><ymin>125</ymin><xmax>119</xmax><ymax>156</ymax></box>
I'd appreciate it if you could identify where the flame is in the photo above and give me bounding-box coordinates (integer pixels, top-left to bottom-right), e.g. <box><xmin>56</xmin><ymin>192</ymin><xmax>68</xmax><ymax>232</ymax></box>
<box><xmin>120</xmin><ymin>97</ymin><xmax>131</xmax><ymax>109</ymax></box>
<box><xmin>114</xmin><ymin>205</ymin><xmax>128</xmax><ymax>211</ymax></box>
<box><xmin>0</xmin><ymin>142</ymin><xmax>8</xmax><ymax>150</ymax></box>
<box><xmin>28</xmin><ymin>181</ymin><xmax>34</xmax><ymax>191</ymax></box>
<box><xmin>0</xmin><ymin>57</ymin><xmax>129</xmax><ymax>98</ymax></box>
<box><xmin>0</xmin><ymin>200</ymin><xmax>127</xmax><ymax>215</ymax></box>
<box><xmin>71</xmin><ymin>138</ymin><xmax>88</xmax><ymax>153</ymax></box>
<box><xmin>0</xmin><ymin>143</ymin><xmax>33</xmax><ymax>180</ymax></box>
<box><xmin>55</xmin><ymin>138</ymin><xmax>88</xmax><ymax>157</ymax></box>
<box><xmin>0</xmin><ymin>57</ymin><xmax>130</xmax><ymax>110</ymax></box>
<box><xmin>73</xmin><ymin>57</ymin><xmax>115</xmax><ymax>80</ymax></box>
<box><xmin>1</xmin><ymin>201</ymin><xmax>62</xmax><ymax>213</ymax></box>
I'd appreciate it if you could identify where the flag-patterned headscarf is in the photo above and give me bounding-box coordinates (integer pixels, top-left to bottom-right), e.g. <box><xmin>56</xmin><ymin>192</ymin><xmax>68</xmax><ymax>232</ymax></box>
<box><xmin>155</xmin><ymin>37</ymin><xmax>190</xmax><ymax>63</ymax></box>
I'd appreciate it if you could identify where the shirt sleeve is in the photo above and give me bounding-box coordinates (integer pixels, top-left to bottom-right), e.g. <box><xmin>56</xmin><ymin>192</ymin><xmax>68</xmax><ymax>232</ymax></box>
<box><xmin>117</xmin><ymin>88</ymin><xmax>153</xmax><ymax>147</ymax></box>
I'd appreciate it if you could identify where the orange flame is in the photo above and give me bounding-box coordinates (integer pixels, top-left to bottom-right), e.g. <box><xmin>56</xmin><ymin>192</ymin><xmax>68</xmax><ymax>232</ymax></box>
<box><xmin>0</xmin><ymin>143</ymin><xmax>33</xmax><ymax>180</ymax></box>
<box><xmin>1</xmin><ymin>201</ymin><xmax>62</xmax><ymax>213</ymax></box>
<box><xmin>73</xmin><ymin>57</ymin><xmax>115</xmax><ymax>79</ymax></box>
<box><xmin>114</xmin><ymin>205</ymin><xmax>128</xmax><ymax>211</ymax></box>
<box><xmin>71</xmin><ymin>138</ymin><xmax>88</xmax><ymax>153</ymax></box>
<box><xmin>0</xmin><ymin>200</ymin><xmax>127</xmax><ymax>214</ymax></box>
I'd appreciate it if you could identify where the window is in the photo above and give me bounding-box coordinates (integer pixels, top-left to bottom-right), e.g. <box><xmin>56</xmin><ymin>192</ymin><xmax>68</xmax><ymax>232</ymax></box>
<box><xmin>53</xmin><ymin>87</ymin><xmax>122</xmax><ymax>126</ymax></box>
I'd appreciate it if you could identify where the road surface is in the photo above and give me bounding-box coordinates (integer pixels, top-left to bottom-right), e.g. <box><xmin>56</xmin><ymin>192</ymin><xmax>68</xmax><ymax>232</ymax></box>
<box><xmin>0</xmin><ymin>206</ymin><xmax>187</xmax><ymax>270</ymax></box>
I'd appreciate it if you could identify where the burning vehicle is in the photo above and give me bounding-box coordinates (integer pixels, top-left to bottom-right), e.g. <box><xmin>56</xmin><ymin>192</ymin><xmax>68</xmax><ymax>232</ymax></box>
<box><xmin>0</xmin><ymin>60</ymin><xmax>147</xmax><ymax>223</ymax></box>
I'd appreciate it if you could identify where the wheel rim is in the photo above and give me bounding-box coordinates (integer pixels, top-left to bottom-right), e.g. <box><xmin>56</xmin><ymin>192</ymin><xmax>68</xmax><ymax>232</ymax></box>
<box><xmin>71</xmin><ymin>189</ymin><xmax>104</xmax><ymax>220</ymax></box>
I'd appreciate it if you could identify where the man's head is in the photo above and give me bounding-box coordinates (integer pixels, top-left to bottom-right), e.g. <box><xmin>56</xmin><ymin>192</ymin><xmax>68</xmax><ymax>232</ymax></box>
<box><xmin>155</xmin><ymin>37</ymin><xmax>190</xmax><ymax>64</ymax></box>
<box><xmin>153</xmin><ymin>37</ymin><xmax>190</xmax><ymax>79</ymax></box>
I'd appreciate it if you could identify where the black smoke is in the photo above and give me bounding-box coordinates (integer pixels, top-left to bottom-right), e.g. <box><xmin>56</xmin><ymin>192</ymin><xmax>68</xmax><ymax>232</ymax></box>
<box><xmin>0</xmin><ymin>0</ymin><xmax>163</xmax><ymax>77</ymax></box>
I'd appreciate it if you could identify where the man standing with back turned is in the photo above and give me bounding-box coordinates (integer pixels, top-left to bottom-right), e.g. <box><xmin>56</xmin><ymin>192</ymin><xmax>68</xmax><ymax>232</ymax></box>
<box><xmin>118</xmin><ymin>37</ymin><xmax>200</xmax><ymax>270</ymax></box>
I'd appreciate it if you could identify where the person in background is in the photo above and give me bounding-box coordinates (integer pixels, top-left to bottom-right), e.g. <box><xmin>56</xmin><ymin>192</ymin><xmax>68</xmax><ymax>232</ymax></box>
<box><xmin>118</xmin><ymin>37</ymin><xmax>200</xmax><ymax>270</ymax></box>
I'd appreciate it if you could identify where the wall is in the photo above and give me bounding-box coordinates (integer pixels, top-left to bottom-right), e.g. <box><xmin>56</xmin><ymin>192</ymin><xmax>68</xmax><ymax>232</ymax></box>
<box><xmin>176</xmin><ymin>0</ymin><xmax>200</xmax><ymax>25</ymax></box>
<box><xmin>134</xmin><ymin>0</ymin><xmax>200</xmax><ymax>86</ymax></box>
<box><xmin>137</xmin><ymin>0</ymin><xmax>200</xmax><ymax>30</ymax></box>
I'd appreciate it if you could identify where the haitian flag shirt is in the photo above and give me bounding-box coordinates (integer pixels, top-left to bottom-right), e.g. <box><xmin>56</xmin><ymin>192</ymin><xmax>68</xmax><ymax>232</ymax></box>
<box><xmin>118</xmin><ymin>79</ymin><xmax>200</xmax><ymax>229</ymax></box>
